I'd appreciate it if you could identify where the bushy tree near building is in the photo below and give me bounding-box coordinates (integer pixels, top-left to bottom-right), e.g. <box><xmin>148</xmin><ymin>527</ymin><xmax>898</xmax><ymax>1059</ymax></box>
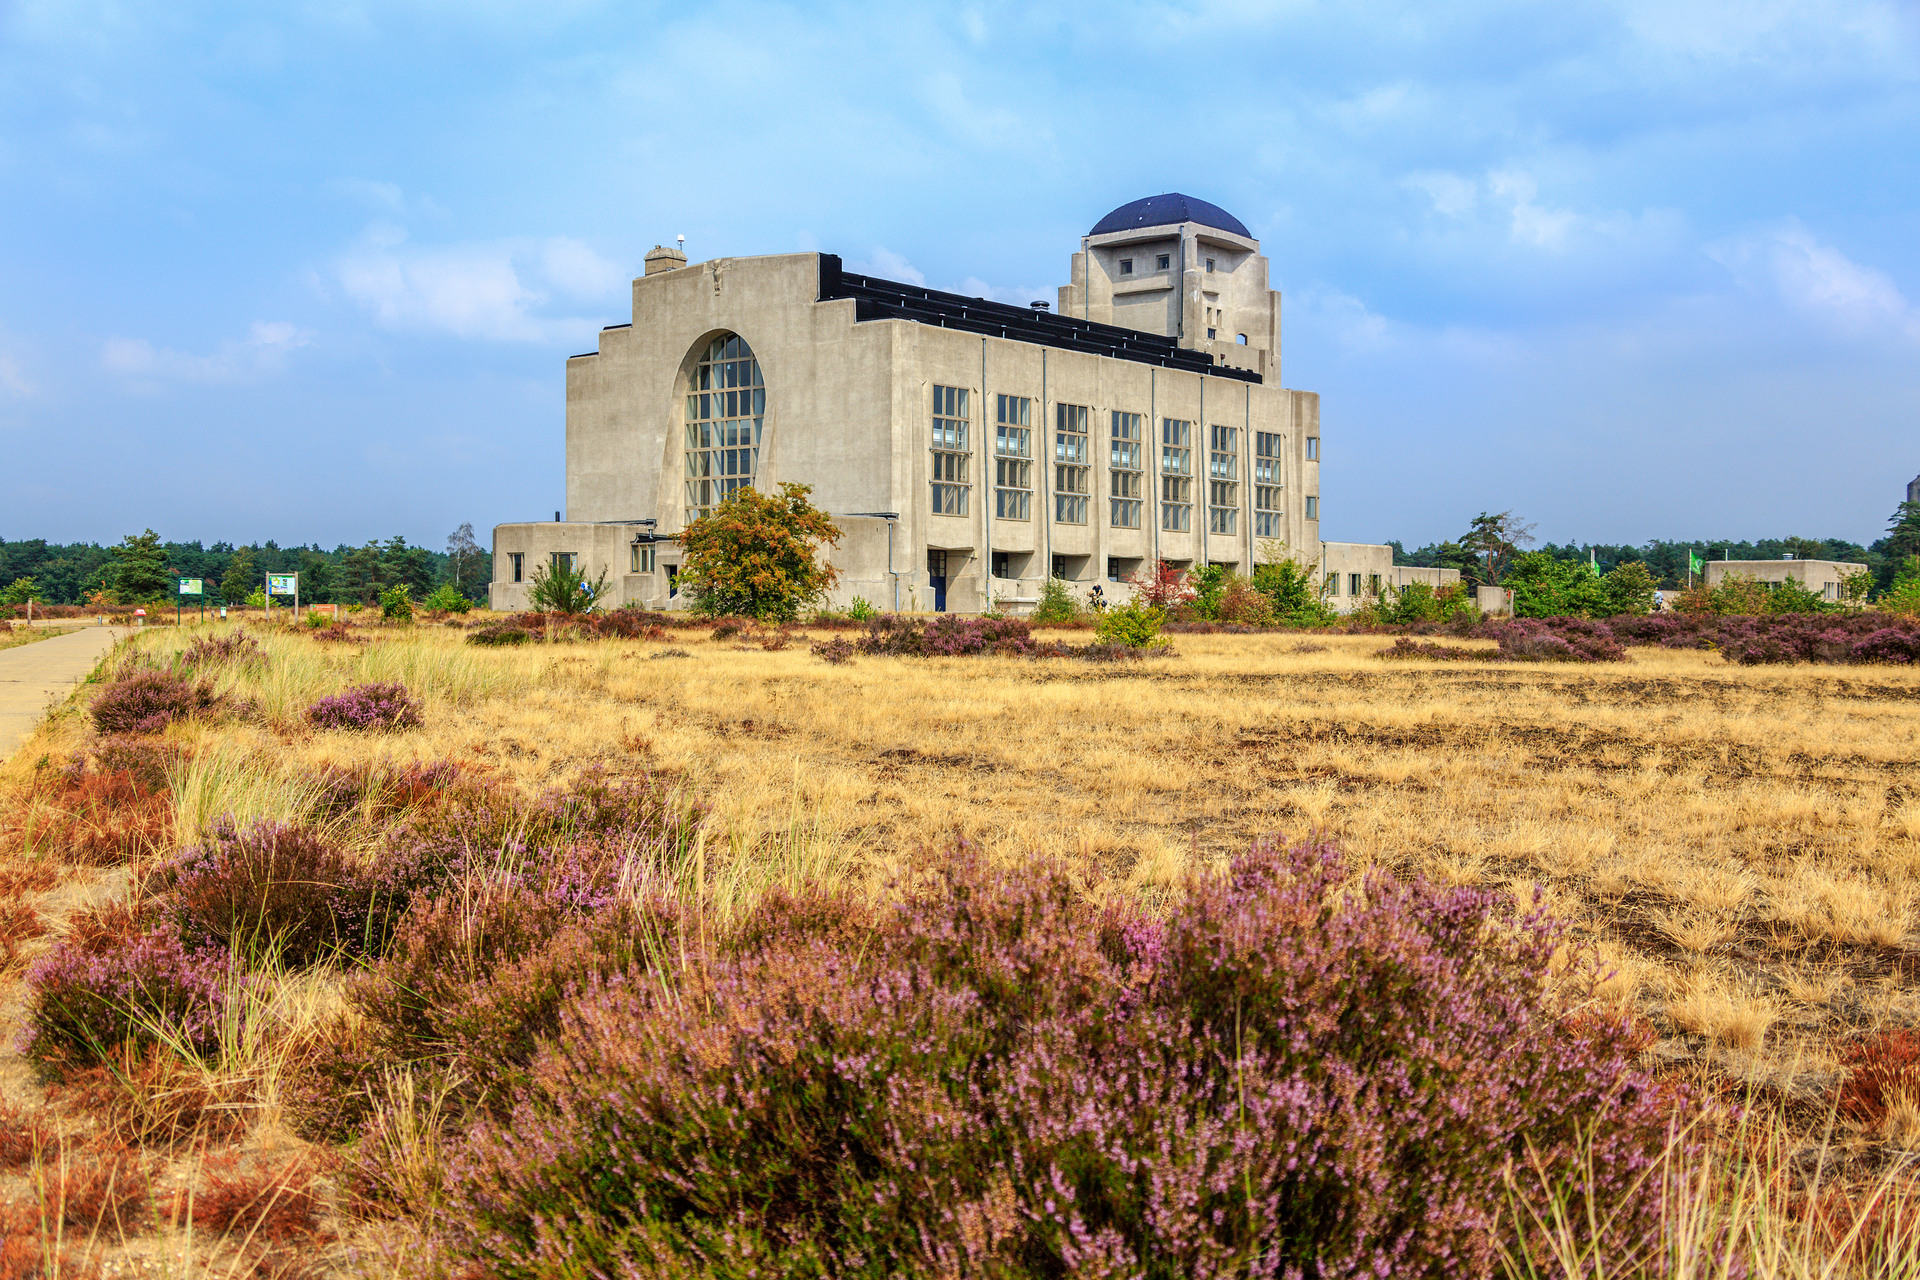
<box><xmin>678</xmin><ymin>483</ymin><xmax>841</xmax><ymax>622</ymax></box>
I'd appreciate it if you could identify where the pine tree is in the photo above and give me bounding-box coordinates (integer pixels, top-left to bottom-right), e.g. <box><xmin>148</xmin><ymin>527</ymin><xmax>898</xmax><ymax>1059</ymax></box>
<box><xmin>109</xmin><ymin>529</ymin><xmax>172</xmax><ymax>601</ymax></box>
<box><xmin>221</xmin><ymin>547</ymin><xmax>257</xmax><ymax>605</ymax></box>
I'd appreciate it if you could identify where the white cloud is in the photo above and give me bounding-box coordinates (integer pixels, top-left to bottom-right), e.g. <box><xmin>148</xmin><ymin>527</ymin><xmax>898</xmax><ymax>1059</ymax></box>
<box><xmin>331</xmin><ymin>229</ymin><xmax>625</xmax><ymax>342</ymax></box>
<box><xmin>850</xmin><ymin>247</ymin><xmax>925</xmax><ymax>285</ymax></box>
<box><xmin>0</xmin><ymin>352</ymin><xmax>32</xmax><ymax>398</ymax></box>
<box><xmin>1487</xmin><ymin>171</ymin><xmax>1578</xmax><ymax>249</ymax></box>
<box><xmin>1708</xmin><ymin>222</ymin><xmax>1920</xmax><ymax>341</ymax></box>
<box><xmin>1404</xmin><ymin>170</ymin><xmax>1478</xmax><ymax>218</ymax></box>
<box><xmin>101</xmin><ymin>320</ymin><xmax>312</xmax><ymax>385</ymax></box>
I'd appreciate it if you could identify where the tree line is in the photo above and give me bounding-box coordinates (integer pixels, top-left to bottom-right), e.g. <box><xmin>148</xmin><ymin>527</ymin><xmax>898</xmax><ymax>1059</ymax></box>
<box><xmin>0</xmin><ymin>525</ymin><xmax>491</xmax><ymax>607</ymax></box>
<box><xmin>1394</xmin><ymin>501</ymin><xmax>1920</xmax><ymax>594</ymax></box>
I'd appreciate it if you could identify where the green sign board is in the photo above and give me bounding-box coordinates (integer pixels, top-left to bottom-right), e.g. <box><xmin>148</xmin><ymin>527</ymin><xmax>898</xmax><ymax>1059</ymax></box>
<box><xmin>178</xmin><ymin>578</ymin><xmax>203</xmax><ymax>595</ymax></box>
<box><xmin>267</xmin><ymin>574</ymin><xmax>298</xmax><ymax>595</ymax></box>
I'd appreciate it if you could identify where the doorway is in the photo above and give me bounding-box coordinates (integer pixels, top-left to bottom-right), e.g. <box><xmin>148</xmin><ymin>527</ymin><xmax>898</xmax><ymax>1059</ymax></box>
<box><xmin>928</xmin><ymin>550</ymin><xmax>948</xmax><ymax>612</ymax></box>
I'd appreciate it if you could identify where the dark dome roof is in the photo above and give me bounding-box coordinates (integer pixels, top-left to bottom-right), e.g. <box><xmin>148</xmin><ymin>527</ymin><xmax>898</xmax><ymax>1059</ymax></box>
<box><xmin>1089</xmin><ymin>193</ymin><xmax>1250</xmax><ymax>239</ymax></box>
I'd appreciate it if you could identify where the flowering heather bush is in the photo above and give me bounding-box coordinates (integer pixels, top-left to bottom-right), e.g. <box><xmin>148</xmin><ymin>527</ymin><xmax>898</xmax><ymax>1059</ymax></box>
<box><xmin>467</xmin><ymin>623</ymin><xmax>532</xmax><ymax>646</ymax></box>
<box><xmin>309</xmin><ymin>619</ymin><xmax>365</xmax><ymax>643</ymax></box>
<box><xmin>306</xmin><ymin>681</ymin><xmax>423</xmax><ymax>732</ymax></box>
<box><xmin>90</xmin><ymin>668</ymin><xmax>219</xmax><ymax>734</ymax></box>
<box><xmin>811</xmin><ymin>635</ymin><xmax>856</xmax><ymax>664</ymax></box>
<box><xmin>853</xmin><ymin>614</ymin><xmax>1143</xmax><ymax>661</ymax></box>
<box><xmin>153</xmin><ymin>820</ymin><xmax>369</xmax><ymax>965</ymax></box>
<box><xmin>25</xmin><ymin>928</ymin><xmax>239</xmax><ymax>1065</ymax></box>
<box><xmin>179</xmin><ymin>630</ymin><xmax>265</xmax><ymax>671</ymax></box>
<box><xmin>445</xmin><ymin>841</ymin><xmax>1680</xmax><ymax>1279</ymax></box>
<box><xmin>308</xmin><ymin>757</ymin><xmax>462</xmax><ymax>826</ymax></box>
<box><xmin>1499</xmin><ymin>616</ymin><xmax>1626</xmax><ymax>662</ymax></box>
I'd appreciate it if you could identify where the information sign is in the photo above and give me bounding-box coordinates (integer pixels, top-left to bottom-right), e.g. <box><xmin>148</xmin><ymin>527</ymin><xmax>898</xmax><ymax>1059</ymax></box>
<box><xmin>267</xmin><ymin>574</ymin><xmax>298</xmax><ymax>595</ymax></box>
<box><xmin>178</xmin><ymin>578</ymin><xmax>203</xmax><ymax>595</ymax></box>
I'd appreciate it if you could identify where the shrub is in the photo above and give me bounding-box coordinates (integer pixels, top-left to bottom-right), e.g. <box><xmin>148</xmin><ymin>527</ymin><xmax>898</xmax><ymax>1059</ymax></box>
<box><xmin>422</xmin><ymin>584</ymin><xmax>474</xmax><ymax>614</ymax></box>
<box><xmin>310</xmin><ymin>619</ymin><xmax>364</xmax><ymax>643</ymax></box>
<box><xmin>13</xmin><ymin>748</ymin><xmax>177</xmax><ymax>865</ymax></box>
<box><xmin>46</xmin><ymin>1139</ymin><xmax>152</xmax><ymax>1236</ymax></box>
<box><xmin>378</xmin><ymin>583</ymin><xmax>415</xmax><ymax>622</ymax></box>
<box><xmin>91</xmin><ymin>668</ymin><xmax>219</xmax><ymax>734</ymax></box>
<box><xmin>528</xmin><ymin>561</ymin><xmax>612</xmax><ymax>615</ymax></box>
<box><xmin>1836</xmin><ymin>1029</ymin><xmax>1920</xmax><ymax>1127</ymax></box>
<box><xmin>678</xmin><ymin>482</ymin><xmax>842</xmax><ymax>621</ymax></box>
<box><xmin>179</xmin><ymin>630</ymin><xmax>265</xmax><ymax>671</ymax></box>
<box><xmin>810</xmin><ymin>637</ymin><xmax>856</xmax><ymax>664</ymax></box>
<box><xmin>1216</xmin><ymin>575</ymin><xmax>1276</xmax><ymax>625</ymax></box>
<box><xmin>1131</xmin><ymin>559</ymin><xmax>1198</xmax><ymax>612</ymax></box>
<box><xmin>1094</xmin><ymin>597</ymin><xmax>1166</xmax><ymax>649</ymax></box>
<box><xmin>306</xmin><ymin>681</ymin><xmax>424</xmax><ymax>732</ymax></box>
<box><xmin>849</xmin><ymin>595</ymin><xmax>877</xmax><ymax>621</ymax></box>
<box><xmin>1498</xmin><ymin>617</ymin><xmax>1626</xmax><ymax>662</ymax></box>
<box><xmin>462</xmin><ymin>621</ymin><xmax>529</xmax><ymax>644</ymax></box>
<box><xmin>444</xmin><ymin>841</ymin><xmax>1679</xmax><ymax>1279</ymax></box>
<box><xmin>176</xmin><ymin>1150</ymin><xmax>326</xmax><ymax>1243</ymax></box>
<box><xmin>1506</xmin><ymin>552</ymin><xmax>1613</xmax><ymax>619</ymax></box>
<box><xmin>154</xmin><ymin>820</ymin><xmax>369</xmax><ymax>966</ymax></box>
<box><xmin>1032</xmin><ymin>575</ymin><xmax>1079</xmax><ymax>622</ymax></box>
<box><xmin>466</xmin><ymin>624</ymin><xmax>532</xmax><ymax>647</ymax></box>
<box><xmin>25</xmin><ymin>928</ymin><xmax>239</xmax><ymax>1065</ymax></box>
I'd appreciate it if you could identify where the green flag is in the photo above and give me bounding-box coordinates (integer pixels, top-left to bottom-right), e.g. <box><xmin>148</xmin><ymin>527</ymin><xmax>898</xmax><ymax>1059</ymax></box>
<box><xmin>1689</xmin><ymin>552</ymin><xmax>1704</xmax><ymax>574</ymax></box>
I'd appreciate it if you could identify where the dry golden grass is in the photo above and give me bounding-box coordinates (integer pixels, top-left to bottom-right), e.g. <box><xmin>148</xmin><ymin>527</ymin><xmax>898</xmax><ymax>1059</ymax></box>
<box><xmin>5</xmin><ymin>616</ymin><xmax>1920</xmax><ymax>1274</ymax></box>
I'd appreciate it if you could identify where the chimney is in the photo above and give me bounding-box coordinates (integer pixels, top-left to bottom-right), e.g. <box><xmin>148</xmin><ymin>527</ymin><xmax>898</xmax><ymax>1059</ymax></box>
<box><xmin>644</xmin><ymin>244</ymin><xmax>689</xmax><ymax>276</ymax></box>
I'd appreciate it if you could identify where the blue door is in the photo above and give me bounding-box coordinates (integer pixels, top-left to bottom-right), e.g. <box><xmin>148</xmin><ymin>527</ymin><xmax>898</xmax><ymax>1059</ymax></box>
<box><xmin>928</xmin><ymin>550</ymin><xmax>947</xmax><ymax>612</ymax></box>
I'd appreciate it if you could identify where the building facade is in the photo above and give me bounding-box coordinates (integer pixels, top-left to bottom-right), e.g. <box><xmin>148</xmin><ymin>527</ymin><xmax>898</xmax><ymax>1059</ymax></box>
<box><xmin>1704</xmin><ymin>559</ymin><xmax>1867</xmax><ymax>603</ymax></box>
<box><xmin>491</xmin><ymin>194</ymin><xmax>1451</xmax><ymax>614</ymax></box>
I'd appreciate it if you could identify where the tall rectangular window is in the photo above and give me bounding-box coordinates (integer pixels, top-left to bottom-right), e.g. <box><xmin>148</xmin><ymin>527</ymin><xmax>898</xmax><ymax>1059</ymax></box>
<box><xmin>1305</xmin><ymin>436</ymin><xmax>1319</xmax><ymax>461</ymax></box>
<box><xmin>994</xmin><ymin>394</ymin><xmax>1032</xmax><ymax>520</ymax></box>
<box><xmin>1054</xmin><ymin>403</ymin><xmax>1089</xmax><ymax>524</ymax></box>
<box><xmin>1160</xmin><ymin>418</ymin><xmax>1192</xmax><ymax>531</ymax></box>
<box><xmin>509</xmin><ymin>553</ymin><xmax>524</xmax><ymax>583</ymax></box>
<box><xmin>551</xmin><ymin>552</ymin><xmax>576</xmax><ymax>574</ymax></box>
<box><xmin>930</xmin><ymin>385</ymin><xmax>970</xmax><ymax>517</ymax></box>
<box><xmin>1208</xmin><ymin>425</ymin><xmax>1239</xmax><ymax>535</ymax></box>
<box><xmin>630</xmin><ymin>544</ymin><xmax>655</xmax><ymax>573</ymax></box>
<box><xmin>1254</xmin><ymin>431</ymin><xmax>1284</xmax><ymax>538</ymax></box>
<box><xmin>1109</xmin><ymin>411</ymin><xmax>1142</xmax><ymax>528</ymax></box>
<box><xmin>1349</xmin><ymin>573</ymin><xmax>1363</xmax><ymax>597</ymax></box>
<box><xmin>1304</xmin><ymin>495</ymin><xmax>1319</xmax><ymax>520</ymax></box>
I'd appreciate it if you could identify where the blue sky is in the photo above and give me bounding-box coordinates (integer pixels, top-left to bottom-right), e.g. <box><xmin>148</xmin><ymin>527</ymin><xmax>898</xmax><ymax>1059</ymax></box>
<box><xmin>2</xmin><ymin>0</ymin><xmax>1916</xmax><ymax>553</ymax></box>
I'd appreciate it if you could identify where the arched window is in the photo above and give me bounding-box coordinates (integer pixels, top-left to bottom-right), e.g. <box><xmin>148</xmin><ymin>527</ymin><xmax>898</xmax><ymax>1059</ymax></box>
<box><xmin>684</xmin><ymin>333</ymin><xmax>764</xmax><ymax>522</ymax></box>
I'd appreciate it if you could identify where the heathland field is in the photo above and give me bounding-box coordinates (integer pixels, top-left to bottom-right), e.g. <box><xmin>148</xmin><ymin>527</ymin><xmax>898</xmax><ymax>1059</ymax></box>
<box><xmin>3</xmin><ymin>618</ymin><xmax>1919</xmax><ymax>1275</ymax></box>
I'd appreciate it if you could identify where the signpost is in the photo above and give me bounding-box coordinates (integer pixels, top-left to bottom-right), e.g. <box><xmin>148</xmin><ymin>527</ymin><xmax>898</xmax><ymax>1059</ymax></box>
<box><xmin>178</xmin><ymin>577</ymin><xmax>203</xmax><ymax>625</ymax></box>
<box><xmin>266</xmin><ymin>573</ymin><xmax>298</xmax><ymax>625</ymax></box>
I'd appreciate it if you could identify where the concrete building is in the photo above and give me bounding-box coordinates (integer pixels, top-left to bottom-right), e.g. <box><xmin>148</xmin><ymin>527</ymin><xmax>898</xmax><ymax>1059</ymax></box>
<box><xmin>1704</xmin><ymin>559</ymin><xmax>1866</xmax><ymax>602</ymax></box>
<box><xmin>491</xmin><ymin>194</ymin><xmax>1453</xmax><ymax>614</ymax></box>
<box><xmin>1908</xmin><ymin>473</ymin><xmax>1919</xmax><ymax>505</ymax></box>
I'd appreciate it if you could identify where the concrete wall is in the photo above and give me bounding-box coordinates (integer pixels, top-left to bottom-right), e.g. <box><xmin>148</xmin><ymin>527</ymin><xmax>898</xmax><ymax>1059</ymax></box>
<box><xmin>1316</xmin><ymin>542</ymin><xmax>1462</xmax><ymax>615</ymax></box>
<box><xmin>1704</xmin><ymin>559</ymin><xmax>1866</xmax><ymax>602</ymax></box>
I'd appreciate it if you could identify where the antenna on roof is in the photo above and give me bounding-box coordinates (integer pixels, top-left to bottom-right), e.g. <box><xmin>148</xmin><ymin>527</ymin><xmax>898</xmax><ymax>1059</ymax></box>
<box><xmin>677</xmin><ymin>234</ymin><xmax>685</xmax><ymax>256</ymax></box>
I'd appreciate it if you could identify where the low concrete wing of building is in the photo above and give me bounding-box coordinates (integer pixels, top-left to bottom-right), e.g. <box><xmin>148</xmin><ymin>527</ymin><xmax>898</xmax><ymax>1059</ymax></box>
<box><xmin>1703</xmin><ymin>559</ymin><xmax>1866</xmax><ymax>603</ymax></box>
<box><xmin>1317</xmin><ymin>542</ymin><xmax>1461</xmax><ymax>615</ymax></box>
<box><xmin>492</xmin><ymin>194</ymin><xmax>1414</xmax><ymax>616</ymax></box>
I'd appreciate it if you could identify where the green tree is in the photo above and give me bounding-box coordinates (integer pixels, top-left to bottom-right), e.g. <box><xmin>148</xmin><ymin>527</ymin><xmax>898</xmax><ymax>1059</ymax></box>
<box><xmin>379</xmin><ymin>536</ymin><xmax>436</xmax><ymax>597</ymax></box>
<box><xmin>1874</xmin><ymin>502</ymin><xmax>1920</xmax><ymax>592</ymax></box>
<box><xmin>1252</xmin><ymin>557</ymin><xmax>1336</xmax><ymax>627</ymax></box>
<box><xmin>1601</xmin><ymin>561</ymin><xmax>1658</xmax><ymax>616</ymax></box>
<box><xmin>338</xmin><ymin>542</ymin><xmax>382</xmax><ymax>604</ymax></box>
<box><xmin>298</xmin><ymin>548</ymin><xmax>338</xmax><ymax>603</ymax></box>
<box><xmin>447</xmin><ymin>523</ymin><xmax>490</xmax><ymax>599</ymax></box>
<box><xmin>0</xmin><ymin>576</ymin><xmax>40</xmax><ymax>605</ymax></box>
<box><xmin>1505</xmin><ymin>552</ymin><xmax>1611</xmax><ymax>618</ymax></box>
<box><xmin>221</xmin><ymin>547</ymin><xmax>257</xmax><ymax>605</ymax></box>
<box><xmin>109</xmin><ymin>529</ymin><xmax>172</xmax><ymax>601</ymax></box>
<box><xmin>1882</xmin><ymin>556</ymin><xmax>1920</xmax><ymax>616</ymax></box>
<box><xmin>677</xmin><ymin>484</ymin><xmax>842</xmax><ymax>622</ymax></box>
<box><xmin>1032</xmin><ymin>576</ymin><xmax>1079</xmax><ymax>623</ymax></box>
<box><xmin>1462</xmin><ymin>511</ymin><xmax>1535</xmax><ymax>587</ymax></box>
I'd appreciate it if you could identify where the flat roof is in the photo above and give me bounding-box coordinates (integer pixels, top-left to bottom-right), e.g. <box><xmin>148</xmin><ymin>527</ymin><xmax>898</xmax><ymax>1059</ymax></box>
<box><xmin>817</xmin><ymin>254</ymin><xmax>1258</xmax><ymax>384</ymax></box>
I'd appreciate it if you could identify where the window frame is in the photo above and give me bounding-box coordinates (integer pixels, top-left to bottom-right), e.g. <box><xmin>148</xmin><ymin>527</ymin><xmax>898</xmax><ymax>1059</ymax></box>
<box><xmin>1304</xmin><ymin>495</ymin><xmax>1319</xmax><ymax>520</ymax></box>
<box><xmin>1305</xmin><ymin>436</ymin><xmax>1319</xmax><ymax>461</ymax></box>
<box><xmin>1054</xmin><ymin>402</ymin><xmax>1090</xmax><ymax>524</ymax></box>
<box><xmin>1118</xmin><ymin>257</ymin><xmax>1133</xmax><ymax>275</ymax></box>
<box><xmin>994</xmin><ymin>394</ymin><xmax>1032</xmax><ymax>521</ymax></box>
<box><xmin>1156</xmin><ymin>253</ymin><xmax>1171</xmax><ymax>270</ymax></box>
<box><xmin>930</xmin><ymin>384</ymin><xmax>972</xmax><ymax>518</ymax></box>
<box><xmin>1109</xmin><ymin>410</ymin><xmax>1143</xmax><ymax>528</ymax></box>
<box><xmin>509</xmin><ymin>552</ymin><xmax>524</xmax><ymax>583</ymax></box>
<box><xmin>684</xmin><ymin>334</ymin><xmax>766</xmax><ymax>523</ymax></box>
<box><xmin>1207</xmin><ymin>424</ymin><xmax>1239</xmax><ymax>536</ymax></box>
<box><xmin>1160</xmin><ymin>417</ymin><xmax>1193</xmax><ymax>532</ymax></box>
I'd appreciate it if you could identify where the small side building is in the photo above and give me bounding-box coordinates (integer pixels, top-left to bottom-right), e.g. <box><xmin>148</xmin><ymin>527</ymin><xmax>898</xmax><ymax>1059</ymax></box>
<box><xmin>1704</xmin><ymin>559</ymin><xmax>1866</xmax><ymax>602</ymax></box>
<box><xmin>1318</xmin><ymin>542</ymin><xmax>1459</xmax><ymax>615</ymax></box>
